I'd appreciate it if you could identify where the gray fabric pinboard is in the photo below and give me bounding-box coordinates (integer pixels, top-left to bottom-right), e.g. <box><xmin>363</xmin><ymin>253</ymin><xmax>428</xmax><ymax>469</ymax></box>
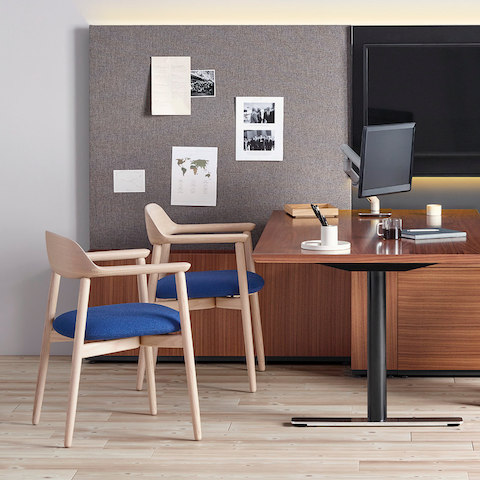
<box><xmin>89</xmin><ymin>25</ymin><xmax>351</xmax><ymax>249</ymax></box>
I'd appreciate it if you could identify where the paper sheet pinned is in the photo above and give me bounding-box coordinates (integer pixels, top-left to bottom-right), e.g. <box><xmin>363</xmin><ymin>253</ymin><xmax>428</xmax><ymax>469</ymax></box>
<box><xmin>151</xmin><ymin>56</ymin><xmax>191</xmax><ymax>116</ymax></box>
<box><xmin>171</xmin><ymin>147</ymin><xmax>218</xmax><ymax>206</ymax></box>
<box><xmin>113</xmin><ymin>170</ymin><xmax>145</xmax><ymax>193</ymax></box>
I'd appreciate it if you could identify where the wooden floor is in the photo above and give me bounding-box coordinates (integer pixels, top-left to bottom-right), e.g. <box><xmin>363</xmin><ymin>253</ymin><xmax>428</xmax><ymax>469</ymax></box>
<box><xmin>3</xmin><ymin>357</ymin><xmax>480</xmax><ymax>479</ymax></box>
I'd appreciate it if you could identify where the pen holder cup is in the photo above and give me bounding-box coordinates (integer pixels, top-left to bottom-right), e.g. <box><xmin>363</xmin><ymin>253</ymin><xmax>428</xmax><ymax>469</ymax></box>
<box><xmin>321</xmin><ymin>225</ymin><xmax>338</xmax><ymax>247</ymax></box>
<box><xmin>376</xmin><ymin>218</ymin><xmax>402</xmax><ymax>240</ymax></box>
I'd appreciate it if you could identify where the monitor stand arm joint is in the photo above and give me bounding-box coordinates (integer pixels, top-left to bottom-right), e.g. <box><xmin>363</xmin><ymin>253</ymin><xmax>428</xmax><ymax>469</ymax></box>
<box><xmin>358</xmin><ymin>196</ymin><xmax>391</xmax><ymax>217</ymax></box>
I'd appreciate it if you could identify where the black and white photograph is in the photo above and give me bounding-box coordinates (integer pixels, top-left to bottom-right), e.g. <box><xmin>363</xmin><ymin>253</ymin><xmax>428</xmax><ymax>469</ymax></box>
<box><xmin>236</xmin><ymin>96</ymin><xmax>284</xmax><ymax>161</ymax></box>
<box><xmin>243</xmin><ymin>102</ymin><xmax>275</xmax><ymax>123</ymax></box>
<box><xmin>191</xmin><ymin>69</ymin><xmax>215</xmax><ymax>97</ymax></box>
<box><xmin>243</xmin><ymin>130</ymin><xmax>275</xmax><ymax>151</ymax></box>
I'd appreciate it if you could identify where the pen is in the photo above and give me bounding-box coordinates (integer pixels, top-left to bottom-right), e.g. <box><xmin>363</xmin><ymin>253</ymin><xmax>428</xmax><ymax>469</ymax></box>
<box><xmin>311</xmin><ymin>204</ymin><xmax>328</xmax><ymax>226</ymax></box>
<box><xmin>312</xmin><ymin>204</ymin><xmax>328</xmax><ymax>226</ymax></box>
<box><xmin>407</xmin><ymin>229</ymin><xmax>440</xmax><ymax>232</ymax></box>
<box><xmin>319</xmin><ymin>209</ymin><xmax>328</xmax><ymax>226</ymax></box>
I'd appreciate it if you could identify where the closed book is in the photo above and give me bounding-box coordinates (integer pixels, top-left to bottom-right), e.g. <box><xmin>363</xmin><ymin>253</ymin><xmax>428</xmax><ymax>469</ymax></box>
<box><xmin>402</xmin><ymin>228</ymin><xmax>467</xmax><ymax>240</ymax></box>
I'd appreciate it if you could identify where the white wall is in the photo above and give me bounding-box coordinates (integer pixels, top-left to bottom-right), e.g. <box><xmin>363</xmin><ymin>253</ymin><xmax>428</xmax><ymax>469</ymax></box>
<box><xmin>3</xmin><ymin>0</ymin><xmax>480</xmax><ymax>354</ymax></box>
<box><xmin>0</xmin><ymin>0</ymin><xmax>89</xmax><ymax>354</ymax></box>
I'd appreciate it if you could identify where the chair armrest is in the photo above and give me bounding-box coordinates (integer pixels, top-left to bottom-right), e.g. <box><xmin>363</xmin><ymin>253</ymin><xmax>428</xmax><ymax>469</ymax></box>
<box><xmin>166</xmin><ymin>233</ymin><xmax>249</xmax><ymax>245</ymax></box>
<box><xmin>172</xmin><ymin>222</ymin><xmax>255</xmax><ymax>234</ymax></box>
<box><xmin>95</xmin><ymin>262</ymin><xmax>191</xmax><ymax>278</ymax></box>
<box><xmin>87</xmin><ymin>249</ymin><xmax>150</xmax><ymax>262</ymax></box>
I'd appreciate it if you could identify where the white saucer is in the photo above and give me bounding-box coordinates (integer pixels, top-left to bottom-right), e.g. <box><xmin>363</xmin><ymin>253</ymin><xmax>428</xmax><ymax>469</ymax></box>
<box><xmin>301</xmin><ymin>240</ymin><xmax>351</xmax><ymax>251</ymax></box>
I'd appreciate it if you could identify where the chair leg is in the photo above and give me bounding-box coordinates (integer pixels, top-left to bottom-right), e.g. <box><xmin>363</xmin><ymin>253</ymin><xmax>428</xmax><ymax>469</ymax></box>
<box><xmin>144</xmin><ymin>346</ymin><xmax>157</xmax><ymax>415</ymax></box>
<box><xmin>175</xmin><ymin>271</ymin><xmax>202</xmax><ymax>441</ymax></box>
<box><xmin>235</xmin><ymin>243</ymin><xmax>257</xmax><ymax>393</ymax></box>
<box><xmin>32</xmin><ymin>329</ymin><xmax>52</xmax><ymax>425</ymax></box>
<box><xmin>136</xmin><ymin>346</ymin><xmax>146</xmax><ymax>391</ymax></box>
<box><xmin>33</xmin><ymin>272</ymin><xmax>60</xmax><ymax>425</ymax></box>
<box><xmin>64</xmin><ymin>278</ymin><xmax>90</xmax><ymax>448</ymax></box>
<box><xmin>250</xmin><ymin>293</ymin><xmax>266</xmax><ymax>372</ymax></box>
<box><xmin>136</xmin><ymin>346</ymin><xmax>158</xmax><ymax>391</ymax></box>
<box><xmin>239</xmin><ymin>300</ymin><xmax>257</xmax><ymax>393</ymax></box>
<box><xmin>64</xmin><ymin>344</ymin><xmax>83</xmax><ymax>448</ymax></box>
<box><xmin>183</xmin><ymin>335</ymin><xmax>202</xmax><ymax>441</ymax></box>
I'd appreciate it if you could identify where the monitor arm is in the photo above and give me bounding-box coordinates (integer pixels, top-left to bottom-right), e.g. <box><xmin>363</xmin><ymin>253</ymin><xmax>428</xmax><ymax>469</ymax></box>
<box><xmin>340</xmin><ymin>144</ymin><xmax>383</xmax><ymax>216</ymax></box>
<box><xmin>340</xmin><ymin>144</ymin><xmax>360</xmax><ymax>187</ymax></box>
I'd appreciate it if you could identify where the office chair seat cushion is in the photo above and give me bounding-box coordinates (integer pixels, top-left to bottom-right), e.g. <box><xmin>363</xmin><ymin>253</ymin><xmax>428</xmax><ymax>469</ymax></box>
<box><xmin>156</xmin><ymin>269</ymin><xmax>265</xmax><ymax>299</ymax></box>
<box><xmin>53</xmin><ymin>303</ymin><xmax>181</xmax><ymax>341</ymax></box>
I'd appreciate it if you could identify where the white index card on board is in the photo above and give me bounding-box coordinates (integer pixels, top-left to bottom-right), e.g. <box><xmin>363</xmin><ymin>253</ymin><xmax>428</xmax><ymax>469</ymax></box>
<box><xmin>113</xmin><ymin>170</ymin><xmax>145</xmax><ymax>193</ymax></box>
<box><xmin>151</xmin><ymin>56</ymin><xmax>191</xmax><ymax>115</ymax></box>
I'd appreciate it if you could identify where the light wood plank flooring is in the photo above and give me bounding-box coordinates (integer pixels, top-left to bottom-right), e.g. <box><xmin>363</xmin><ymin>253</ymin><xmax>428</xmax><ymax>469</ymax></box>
<box><xmin>2</xmin><ymin>356</ymin><xmax>480</xmax><ymax>479</ymax></box>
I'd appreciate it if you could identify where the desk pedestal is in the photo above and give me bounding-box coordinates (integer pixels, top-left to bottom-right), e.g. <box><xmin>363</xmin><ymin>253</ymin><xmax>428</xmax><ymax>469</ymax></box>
<box><xmin>291</xmin><ymin>265</ymin><xmax>463</xmax><ymax>428</ymax></box>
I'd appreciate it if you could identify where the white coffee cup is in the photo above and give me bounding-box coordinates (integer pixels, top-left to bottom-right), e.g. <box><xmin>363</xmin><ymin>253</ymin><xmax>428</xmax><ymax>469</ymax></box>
<box><xmin>321</xmin><ymin>225</ymin><xmax>338</xmax><ymax>247</ymax></box>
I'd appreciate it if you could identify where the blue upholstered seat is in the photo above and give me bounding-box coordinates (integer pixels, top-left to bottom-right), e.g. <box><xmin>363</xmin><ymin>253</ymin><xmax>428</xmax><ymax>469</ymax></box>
<box><xmin>53</xmin><ymin>303</ymin><xmax>181</xmax><ymax>341</ymax></box>
<box><xmin>156</xmin><ymin>270</ymin><xmax>265</xmax><ymax>300</ymax></box>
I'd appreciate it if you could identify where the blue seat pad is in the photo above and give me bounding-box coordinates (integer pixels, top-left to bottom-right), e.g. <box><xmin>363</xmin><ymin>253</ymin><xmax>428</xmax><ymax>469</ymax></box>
<box><xmin>156</xmin><ymin>270</ymin><xmax>264</xmax><ymax>300</ymax></box>
<box><xmin>53</xmin><ymin>303</ymin><xmax>181</xmax><ymax>341</ymax></box>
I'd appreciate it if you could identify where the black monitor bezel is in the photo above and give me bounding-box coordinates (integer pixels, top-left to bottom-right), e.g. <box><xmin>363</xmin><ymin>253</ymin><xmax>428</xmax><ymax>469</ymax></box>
<box><xmin>358</xmin><ymin>123</ymin><xmax>415</xmax><ymax>198</ymax></box>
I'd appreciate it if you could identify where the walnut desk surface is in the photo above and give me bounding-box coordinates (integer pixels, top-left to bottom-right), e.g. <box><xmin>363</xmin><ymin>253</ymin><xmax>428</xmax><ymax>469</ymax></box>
<box><xmin>253</xmin><ymin>209</ymin><xmax>480</xmax><ymax>427</ymax></box>
<box><xmin>253</xmin><ymin>209</ymin><xmax>480</xmax><ymax>266</ymax></box>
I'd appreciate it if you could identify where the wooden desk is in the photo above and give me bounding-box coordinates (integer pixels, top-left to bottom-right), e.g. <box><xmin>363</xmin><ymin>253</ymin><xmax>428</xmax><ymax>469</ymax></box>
<box><xmin>253</xmin><ymin>209</ymin><xmax>480</xmax><ymax>427</ymax></box>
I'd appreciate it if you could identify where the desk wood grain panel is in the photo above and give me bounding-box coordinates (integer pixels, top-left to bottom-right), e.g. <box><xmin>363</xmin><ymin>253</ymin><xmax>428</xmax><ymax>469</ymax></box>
<box><xmin>351</xmin><ymin>271</ymin><xmax>367</xmax><ymax>370</ymax></box>
<box><xmin>89</xmin><ymin>252</ymin><xmax>351</xmax><ymax>358</ymax></box>
<box><xmin>398</xmin><ymin>267</ymin><xmax>480</xmax><ymax>370</ymax></box>
<box><xmin>256</xmin><ymin>263</ymin><xmax>351</xmax><ymax>357</ymax></box>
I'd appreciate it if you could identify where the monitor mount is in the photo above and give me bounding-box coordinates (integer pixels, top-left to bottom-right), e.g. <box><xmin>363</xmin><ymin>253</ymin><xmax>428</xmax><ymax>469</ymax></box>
<box><xmin>340</xmin><ymin>144</ymin><xmax>391</xmax><ymax>217</ymax></box>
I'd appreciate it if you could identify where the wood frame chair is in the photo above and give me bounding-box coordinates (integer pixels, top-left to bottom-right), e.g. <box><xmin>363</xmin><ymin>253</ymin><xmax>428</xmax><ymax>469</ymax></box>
<box><xmin>32</xmin><ymin>231</ymin><xmax>201</xmax><ymax>447</ymax></box>
<box><xmin>136</xmin><ymin>203</ymin><xmax>265</xmax><ymax>393</ymax></box>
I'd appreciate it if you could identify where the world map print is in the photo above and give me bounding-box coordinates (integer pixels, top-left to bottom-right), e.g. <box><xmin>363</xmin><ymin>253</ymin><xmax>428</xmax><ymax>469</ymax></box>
<box><xmin>176</xmin><ymin>158</ymin><xmax>212</xmax><ymax>178</ymax></box>
<box><xmin>171</xmin><ymin>146</ymin><xmax>218</xmax><ymax>207</ymax></box>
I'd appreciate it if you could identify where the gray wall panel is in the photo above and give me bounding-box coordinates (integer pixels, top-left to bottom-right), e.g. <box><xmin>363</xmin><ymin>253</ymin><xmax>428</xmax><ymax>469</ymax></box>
<box><xmin>90</xmin><ymin>25</ymin><xmax>351</xmax><ymax>249</ymax></box>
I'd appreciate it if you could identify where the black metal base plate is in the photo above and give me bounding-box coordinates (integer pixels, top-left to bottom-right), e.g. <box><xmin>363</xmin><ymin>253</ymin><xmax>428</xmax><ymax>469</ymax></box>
<box><xmin>291</xmin><ymin>417</ymin><xmax>463</xmax><ymax>427</ymax></box>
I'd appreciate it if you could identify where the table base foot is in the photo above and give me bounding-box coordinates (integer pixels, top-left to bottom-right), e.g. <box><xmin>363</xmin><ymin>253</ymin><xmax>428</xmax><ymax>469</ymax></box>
<box><xmin>291</xmin><ymin>417</ymin><xmax>463</xmax><ymax>427</ymax></box>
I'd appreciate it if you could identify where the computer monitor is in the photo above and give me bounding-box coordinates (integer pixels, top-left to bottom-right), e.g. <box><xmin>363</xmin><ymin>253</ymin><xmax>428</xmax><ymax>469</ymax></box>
<box><xmin>341</xmin><ymin>122</ymin><xmax>416</xmax><ymax>216</ymax></box>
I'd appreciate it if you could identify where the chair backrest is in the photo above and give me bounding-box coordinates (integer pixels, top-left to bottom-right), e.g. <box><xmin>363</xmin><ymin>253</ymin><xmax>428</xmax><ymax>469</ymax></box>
<box><xmin>145</xmin><ymin>203</ymin><xmax>179</xmax><ymax>245</ymax></box>
<box><xmin>45</xmin><ymin>231</ymin><xmax>100</xmax><ymax>279</ymax></box>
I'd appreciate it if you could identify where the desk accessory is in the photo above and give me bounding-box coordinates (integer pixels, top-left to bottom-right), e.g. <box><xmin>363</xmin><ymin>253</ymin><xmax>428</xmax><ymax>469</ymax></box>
<box><xmin>301</xmin><ymin>239</ymin><xmax>351</xmax><ymax>251</ymax></box>
<box><xmin>376</xmin><ymin>218</ymin><xmax>402</xmax><ymax>240</ymax></box>
<box><xmin>284</xmin><ymin>203</ymin><xmax>338</xmax><ymax>218</ymax></box>
<box><xmin>311</xmin><ymin>203</ymin><xmax>328</xmax><ymax>226</ymax></box>
<box><xmin>426</xmin><ymin>204</ymin><xmax>442</xmax><ymax>227</ymax></box>
<box><xmin>302</xmin><ymin>206</ymin><xmax>351</xmax><ymax>251</ymax></box>
<box><xmin>321</xmin><ymin>225</ymin><xmax>337</xmax><ymax>246</ymax></box>
<box><xmin>426</xmin><ymin>204</ymin><xmax>442</xmax><ymax>216</ymax></box>
<box><xmin>402</xmin><ymin>228</ymin><xmax>466</xmax><ymax>240</ymax></box>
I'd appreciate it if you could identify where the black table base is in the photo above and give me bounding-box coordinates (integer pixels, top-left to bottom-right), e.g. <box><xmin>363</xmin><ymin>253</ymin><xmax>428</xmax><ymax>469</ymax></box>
<box><xmin>291</xmin><ymin>266</ymin><xmax>463</xmax><ymax>428</ymax></box>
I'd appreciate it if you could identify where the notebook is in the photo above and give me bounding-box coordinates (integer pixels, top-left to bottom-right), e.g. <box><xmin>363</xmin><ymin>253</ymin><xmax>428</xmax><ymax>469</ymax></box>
<box><xmin>401</xmin><ymin>228</ymin><xmax>467</xmax><ymax>240</ymax></box>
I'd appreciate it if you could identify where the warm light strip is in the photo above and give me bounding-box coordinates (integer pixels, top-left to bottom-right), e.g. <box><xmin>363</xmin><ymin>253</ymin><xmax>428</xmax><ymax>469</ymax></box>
<box><xmin>412</xmin><ymin>177</ymin><xmax>480</xmax><ymax>191</ymax></box>
<box><xmin>76</xmin><ymin>0</ymin><xmax>480</xmax><ymax>25</ymax></box>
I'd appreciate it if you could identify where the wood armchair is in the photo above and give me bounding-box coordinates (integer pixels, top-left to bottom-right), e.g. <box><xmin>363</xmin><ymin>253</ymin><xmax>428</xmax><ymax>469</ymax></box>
<box><xmin>33</xmin><ymin>231</ymin><xmax>201</xmax><ymax>447</ymax></box>
<box><xmin>137</xmin><ymin>203</ymin><xmax>265</xmax><ymax>393</ymax></box>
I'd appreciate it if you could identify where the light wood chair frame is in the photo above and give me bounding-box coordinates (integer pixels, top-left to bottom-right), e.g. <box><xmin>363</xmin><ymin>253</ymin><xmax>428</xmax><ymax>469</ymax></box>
<box><xmin>136</xmin><ymin>203</ymin><xmax>265</xmax><ymax>393</ymax></box>
<box><xmin>32</xmin><ymin>231</ymin><xmax>201</xmax><ymax>447</ymax></box>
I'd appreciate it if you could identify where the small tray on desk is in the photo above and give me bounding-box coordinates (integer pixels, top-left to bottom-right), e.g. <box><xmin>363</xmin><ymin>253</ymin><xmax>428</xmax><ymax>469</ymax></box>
<box><xmin>284</xmin><ymin>203</ymin><xmax>338</xmax><ymax>218</ymax></box>
<box><xmin>301</xmin><ymin>240</ymin><xmax>351</xmax><ymax>252</ymax></box>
